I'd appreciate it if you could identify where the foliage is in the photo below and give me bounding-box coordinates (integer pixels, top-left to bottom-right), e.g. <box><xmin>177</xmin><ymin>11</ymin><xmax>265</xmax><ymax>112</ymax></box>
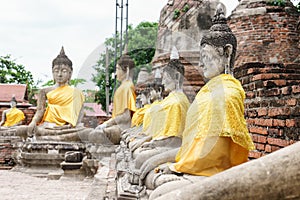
<box><xmin>267</xmin><ymin>0</ymin><xmax>286</xmax><ymax>7</ymax></box>
<box><xmin>297</xmin><ymin>2</ymin><xmax>300</xmax><ymax>12</ymax></box>
<box><xmin>0</xmin><ymin>55</ymin><xmax>38</xmax><ymax>104</ymax></box>
<box><xmin>182</xmin><ymin>4</ymin><xmax>190</xmax><ymax>12</ymax></box>
<box><xmin>42</xmin><ymin>78</ymin><xmax>86</xmax><ymax>87</ymax></box>
<box><xmin>93</xmin><ymin>21</ymin><xmax>158</xmax><ymax>108</ymax></box>
<box><xmin>173</xmin><ymin>9</ymin><xmax>181</xmax><ymax>19</ymax></box>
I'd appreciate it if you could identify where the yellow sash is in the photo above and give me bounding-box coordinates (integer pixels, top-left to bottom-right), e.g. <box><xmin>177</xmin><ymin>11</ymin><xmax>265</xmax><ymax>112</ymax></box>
<box><xmin>3</xmin><ymin>107</ymin><xmax>25</xmax><ymax>127</ymax></box>
<box><xmin>172</xmin><ymin>74</ymin><xmax>255</xmax><ymax>176</ymax></box>
<box><xmin>41</xmin><ymin>85</ymin><xmax>84</xmax><ymax>126</ymax></box>
<box><xmin>143</xmin><ymin>91</ymin><xmax>190</xmax><ymax>140</ymax></box>
<box><xmin>112</xmin><ymin>80</ymin><xmax>136</xmax><ymax>118</ymax></box>
<box><xmin>131</xmin><ymin>104</ymin><xmax>151</xmax><ymax>127</ymax></box>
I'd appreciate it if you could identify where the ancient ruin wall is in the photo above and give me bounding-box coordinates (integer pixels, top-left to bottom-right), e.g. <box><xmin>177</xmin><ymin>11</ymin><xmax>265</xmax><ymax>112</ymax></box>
<box><xmin>229</xmin><ymin>0</ymin><xmax>300</xmax><ymax>158</ymax></box>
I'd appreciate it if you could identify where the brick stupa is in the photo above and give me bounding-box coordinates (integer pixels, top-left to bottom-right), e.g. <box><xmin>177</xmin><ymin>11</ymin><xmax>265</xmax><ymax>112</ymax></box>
<box><xmin>228</xmin><ymin>0</ymin><xmax>300</xmax><ymax>159</ymax></box>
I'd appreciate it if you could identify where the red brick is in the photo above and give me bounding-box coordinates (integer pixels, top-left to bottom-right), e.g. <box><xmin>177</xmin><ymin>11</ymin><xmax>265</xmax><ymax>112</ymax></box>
<box><xmin>268</xmin><ymin>107</ymin><xmax>290</xmax><ymax>117</ymax></box>
<box><xmin>252</xmin><ymin>74</ymin><xmax>280</xmax><ymax>81</ymax></box>
<box><xmin>286</xmin><ymin>119</ymin><xmax>296</xmax><ymax>127</ymax></box>
<box><xmin>263</xmin><ymin>80</ymin><xmax>286</xmax><ymax>87</ymax></box>
<box><xmin>267</xmin><ymin>138</ymin><xmax>290</xmax><ymax>147</ymax></box>
<box><xmin>249</xmin><ymin>126</ymin><xmax>268</xmax><ymax>135</ymax></box>
<box><xmin>292</xmin><ymin>85</ymin><xmax>300</xmax><ymax>94</ymax></box>
<box><xmin>248</xmin><ymin>151</ymin><xmax>262</xmax><ymax>159</ymax></box>
<box><xmin>286</xmin><ymin>98</ymin><xmax>297</xmax><ymax>106</ymax></box>
<box><xmin>257</xmin><ymin>108</ymin><xmax>268</xmax><ymax>117</ymax></box>
<box><xmin>265</xmin><ymin>144</ymin><xmax>272</xmax><ymax>152</ymax></box>
<box><xmin>254</xmin><ymin>118</ymin><xmax>273</xmax><ymax>126</ymax></box>
<box><xmin>255</xmin><ymin>143</ymin><xmax>265</xmax><ymax>151</ymax></box>
<box><xmin>257</xmin><ymin>135</ymin><xmax>267</xmax><ymax>143</ymax></box>
<box><xmin>281</xmin><ymin>86</ymin><xmax>292</xmax><ymax>95</ymax></box>
<box><xmin>247</xmin><ymin>110</ymin><xmax>258</xmax><ymax>117</ymax></box>
<box><xmin>272</xmin><ymin>119</ymin><xmax>285</xmax><ymax>127</ymax></box>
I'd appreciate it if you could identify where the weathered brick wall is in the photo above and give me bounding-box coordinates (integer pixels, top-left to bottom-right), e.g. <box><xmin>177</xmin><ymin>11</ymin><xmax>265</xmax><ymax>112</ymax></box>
<box><xmin>234</xmin><ymin>63</ymin><xmax>300</xmax><ymax>159</ymax></box>
<box><xmin>229</xmin><ymin>3</ymin><xmax>299</xmax><ymax>68</ymax></box>
<box><xmin>229</xmin><ymin>1</ymin><xmax>300</xmax><ymax>158</ymax></box>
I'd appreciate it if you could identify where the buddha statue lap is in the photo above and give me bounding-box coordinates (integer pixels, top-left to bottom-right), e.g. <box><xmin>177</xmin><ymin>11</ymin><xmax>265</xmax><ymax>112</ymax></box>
<box><xmin>16</xmin><ymin>47</ymin><xmax>92</xmax><ymax>141</ymax></box>
<box><xmin>145</xmin><ymin>5</ymin><xmax>255</xmax><ymax>197</ymax></box>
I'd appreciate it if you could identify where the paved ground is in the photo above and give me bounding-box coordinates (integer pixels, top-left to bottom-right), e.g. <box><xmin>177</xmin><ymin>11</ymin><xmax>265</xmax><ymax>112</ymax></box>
<box><xmin>0</xmin><ymin>156</ymin><xmax>117</xmax><ymax>200</ymax></box>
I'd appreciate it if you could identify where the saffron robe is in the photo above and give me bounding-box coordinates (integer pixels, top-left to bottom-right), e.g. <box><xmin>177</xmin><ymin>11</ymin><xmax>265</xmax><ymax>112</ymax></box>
<box><xmin>171</xmin><ymin>74</ymin><xmax>255</xmax><ymax>176</ymax></box>
<box><xmin>41</xmin><ymin>85</ymin><xmax>84</xmax><ymax>126</ymax></box>
<box><xmin>143</xmin><ymin>91</ymin><xmax>190</xmax><ymax>140</ymax></box>
<box><xmin>112</xmin><ymin>80</ymin><xmax>136</xmax><ymax>118</ymax></box>
<box><xmin>3</xmin><ymin>107</ymin><xmax>25</xmax><ymax>127</ymax></box>
<box><xmin>131</xmin><ymin>104</ymin><xmax>151</xmax><ymax>127</ymax></box>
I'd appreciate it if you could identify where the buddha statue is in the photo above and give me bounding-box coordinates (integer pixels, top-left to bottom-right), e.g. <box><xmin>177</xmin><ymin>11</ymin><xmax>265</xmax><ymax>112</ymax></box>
<box><xmin>123</xmin><ymin>47</ymin><xmax>190</xmax><ymax>189</ymax></box>
<box><xmin>148</xmin><ymin>6</ymin><xmax>255</xmax><ymax>198</ymax></box>
<box><xmin>16</xmin><ymin>47</ymin><xmax>92</xmax><ymax>141</ymax></box>
<box><xmin>0</xmin><ymin>96</ymin><xmax>25</xmax><ymax>128</ymax></box>
<box><xmin>38</xmin><ymin>51</ymin><xmax>137</xmax><ymax>145</ymax></box>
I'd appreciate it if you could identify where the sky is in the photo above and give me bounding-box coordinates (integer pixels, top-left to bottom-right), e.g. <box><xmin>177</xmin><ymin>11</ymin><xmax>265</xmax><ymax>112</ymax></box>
<box><xmin>0</xmin><ymin>0</ymin><xmax>298</xmax><ymax>89</ymax></box>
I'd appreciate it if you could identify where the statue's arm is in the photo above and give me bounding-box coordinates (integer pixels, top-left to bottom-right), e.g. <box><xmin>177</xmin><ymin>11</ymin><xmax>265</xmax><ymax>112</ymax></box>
<box><xmin>76</xmin><ymin>106</ymin><xmax>85</xmax><ymax>126</ymax></box>
<box><xmin>27</xmin><ymin>88</ymin><xmax>48</xmax><ymax>135</ymax></box>
<box><xmin>31</xmin><ymin>88</ymin><xmax>47</xmax><ymax>124</ymax></box>
<box><xmin>0</xmin><ymin>110</ymin><xmax>7</xmax><ymax>126</ymax></box>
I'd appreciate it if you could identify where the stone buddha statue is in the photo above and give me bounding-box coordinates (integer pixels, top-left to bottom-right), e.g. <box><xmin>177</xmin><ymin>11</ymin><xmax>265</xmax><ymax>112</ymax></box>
<box><xmin>121</xmin><ymin>47</ymin><xmax>190</xmax><ymax>191</ymax></box>
<box><xmin>16</xmin><ymin>47</ymin><xmax>92</xmax><ymax>140</ymax></box>
<box><xmin>0</xmin><ymin>96</ymin><xmax>25</xmax><ymax>128</ymax></box>
<box><xmin>147</xmin><ymin>6</ymin><xmax>256</xmax><ymax>198</ymax></box>
<box><xmin>38</xmin><ymin>51</ymin><xmax>137</xmax><ymax>145</ymax></box>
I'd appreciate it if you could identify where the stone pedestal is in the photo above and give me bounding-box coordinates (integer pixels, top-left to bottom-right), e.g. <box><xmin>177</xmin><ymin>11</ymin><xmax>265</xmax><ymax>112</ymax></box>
<box><xmin>20</xmin><ymin>141</ymin><xmax>86</xmax><ymax>167</ymax></box>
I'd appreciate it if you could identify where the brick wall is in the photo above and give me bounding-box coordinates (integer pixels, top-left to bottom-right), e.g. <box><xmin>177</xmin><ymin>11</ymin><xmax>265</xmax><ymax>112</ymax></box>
<box><xmin>234</xmin><ymin>63</ymin><xmax>300</xmax><ymax>159</ymax></box>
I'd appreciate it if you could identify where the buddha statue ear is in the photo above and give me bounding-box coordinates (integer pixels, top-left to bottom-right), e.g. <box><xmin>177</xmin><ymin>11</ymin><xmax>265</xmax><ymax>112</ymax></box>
<box><xmin>224</xmin><ymin>44</ymin><xmax>233</xmax><ymax>75</ymax></box>
<box><xmin>175</xmin><ymin>72</ymin><xmax>181</xmax><ymax>90</ymax></box>
<box><xmin>125</xmin><ymin>66</ymin><xmax>130</xmax><ymax>80</ymax></box>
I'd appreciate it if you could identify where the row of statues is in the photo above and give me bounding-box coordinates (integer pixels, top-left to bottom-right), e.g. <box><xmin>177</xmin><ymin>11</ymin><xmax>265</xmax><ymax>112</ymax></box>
<box><xmin>1</xmin><ymin>4</ymin><xmax>255</xmax><ymax>198</ymax></box>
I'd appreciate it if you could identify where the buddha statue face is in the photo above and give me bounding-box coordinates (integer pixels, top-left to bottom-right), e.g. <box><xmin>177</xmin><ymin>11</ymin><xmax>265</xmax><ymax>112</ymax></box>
<box><xmin>162</xmin><ymin>70</ymin><xmax>176</xmax><ymax>93</ymax></box>
<box><xmin>199</xmin><ymin>5</ymin><xmax>237</xmax><ymax>80</ymax></box>
<box><xmin>200</xmin><ymin>43</ymin><xmax>232</xmax><ymax>79</ymax></box>
<box><xmin>116</xmin><ymin>64</ymin><xmax>126</xmax><ymax>82</ymax></box>
<box><xmin>52</xmin><ymin>64</ymin><xmax>72</xmax><ymax>85</ymax></box>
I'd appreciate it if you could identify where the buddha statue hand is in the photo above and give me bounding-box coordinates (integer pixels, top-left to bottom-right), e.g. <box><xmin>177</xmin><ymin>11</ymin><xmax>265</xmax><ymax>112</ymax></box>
<box><xmin>130</xmin><ymin>135</ymin><xmax>152</xmax><ymax>152</ymax></box>
<box><xmin>160</xmin><ymin>165</ymin><xmax>174</xmax><ymax>174</ymax></box>
<box><xmin>140</xmin><ymin>141</ymin><xmax>155</xmax><ymax>151</ymax></box>
<box><xmin>27</xmin><ymin>122</ymin><xmax>36</xmax><ymax>137</ymax></box>
<box><xmin>95</xmin><ymin>123</ymin><xmax>107</xmax><ymax>130</ymax></box>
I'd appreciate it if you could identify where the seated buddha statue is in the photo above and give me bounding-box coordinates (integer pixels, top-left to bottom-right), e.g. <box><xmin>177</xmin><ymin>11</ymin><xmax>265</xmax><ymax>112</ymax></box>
<box><xmin>125</xmin><ymin>47</ymin><xmax>190</xmax><ymax>186</ymax></box>
<box><xmin>0</xmin><ymin>96</ymin><xmax>25</xmax><ymax>128</ymax></box>
<box><xmin>16</xmin><ymin>47</ymin><xmax>92</xmax><ymax>141</ymax></box>
<box><xmin>147</xmin><ymin>6</ymin><xmax>255</xmax><ymax>198</ymax></box>
<box><xmin>39</xmin><ymin>51</ymin><xmax>137</xmax><ymax>145</ymax></box>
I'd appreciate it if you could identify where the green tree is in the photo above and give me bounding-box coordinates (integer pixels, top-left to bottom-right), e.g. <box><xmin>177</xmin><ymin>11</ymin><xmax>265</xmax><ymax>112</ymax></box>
<box><xmin>93</xmin><ymin>21</ymin><xmax>158</xmax><ymax>108</ymax></box>
<box><xmin>0</xmin><ymin>55</ymin><xmax>37</xmax><ymax>104</ymax></box>
<box><xmin>42</xmin><ymin>78</ymin><xmax>86</xmax><ymax>87</ymax></box>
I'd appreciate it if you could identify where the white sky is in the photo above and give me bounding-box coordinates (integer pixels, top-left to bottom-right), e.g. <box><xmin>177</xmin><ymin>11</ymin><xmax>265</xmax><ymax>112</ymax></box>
<box><xmin>0</xmin><ymin>0</ymin><xmax>298</xmax><ymax>89</ymax></box>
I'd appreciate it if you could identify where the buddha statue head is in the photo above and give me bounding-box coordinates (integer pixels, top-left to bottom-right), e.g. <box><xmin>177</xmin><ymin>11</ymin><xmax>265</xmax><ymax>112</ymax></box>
<box><xmin>52</xmin><ymin>47</ymin><xmax>73</xmax><ymax>85</ymax></box>
<box><xmin>200</xmin><ymin>5</ymin><xmax>237</xmax><ymax>79</ymax></box>
<box><xmin>162</xmin><ymin>46</ymin><xmax>185</xmax><ymax>93</ymax></box>
<box><xmin>10</xmin><ymin>96</ymin><xmax>17</xmax><ymax>108</ymax></box>
<box><xmin>116</xmin><ymin>51</ymin><xmax>135</xmax><ymax>82</ymax></box>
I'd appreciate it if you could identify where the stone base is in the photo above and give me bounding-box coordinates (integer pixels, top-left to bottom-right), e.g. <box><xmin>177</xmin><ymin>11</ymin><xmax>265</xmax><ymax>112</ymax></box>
<box><xmin>117</xmin><ymin>173</ymin><xmax>147</xmax><ymax>200</ymax></box>
<box><xmin>0</xmin><ymin>128</ymin><xmax>23</xmax><ymax>169</ymax></box>
<box><xmin>20</xmin><ymin>141</ymin><xmax>86</xmax><ymax>167</ymax></box>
